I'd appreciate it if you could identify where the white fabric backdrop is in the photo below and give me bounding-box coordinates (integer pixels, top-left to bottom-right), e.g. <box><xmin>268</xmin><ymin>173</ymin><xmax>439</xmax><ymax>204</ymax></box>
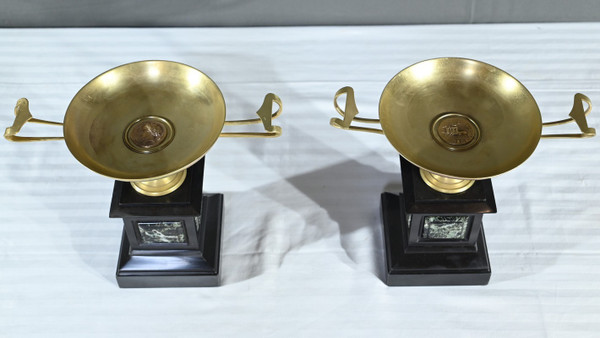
<box><xmin>0</xmin><ymin>24</ymin><xmax>599</xmax><ymax>337</ymax></box>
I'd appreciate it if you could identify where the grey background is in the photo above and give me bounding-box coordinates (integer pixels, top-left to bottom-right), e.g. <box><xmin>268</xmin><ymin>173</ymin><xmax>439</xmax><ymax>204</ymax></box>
<box><xmin>1</xmin><ymin>0</ymin><xmax>599</xmax><ymax>27</ymax></box>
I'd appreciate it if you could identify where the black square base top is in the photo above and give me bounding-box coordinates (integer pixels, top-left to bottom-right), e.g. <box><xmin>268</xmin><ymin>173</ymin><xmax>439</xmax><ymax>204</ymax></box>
<box><xmin>400</xmin><ymin>156</ymin><xmax>497</xmax><ymax>215</ymax></box>
<box><xmin>109</xmin><ymin>158</ymin><xmax>205</xmax><ymax>218</ymax></box>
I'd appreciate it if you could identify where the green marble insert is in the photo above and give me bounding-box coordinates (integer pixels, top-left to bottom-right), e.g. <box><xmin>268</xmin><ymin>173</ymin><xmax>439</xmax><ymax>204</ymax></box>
<box><xmin>137</xmin><ymin>221</ymin><xmax>187</xmax><ymax>244</ymax></box>
<box><xmin>422</xmin><ymin>216</ymin><xmax>470</xmax><ymax>240</ymax></box>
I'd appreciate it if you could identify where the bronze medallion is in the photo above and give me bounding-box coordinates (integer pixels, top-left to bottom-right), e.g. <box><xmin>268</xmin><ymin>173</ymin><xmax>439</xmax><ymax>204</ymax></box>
<box><xmin>124</xmin><ymin>116</ymin><xmax>175</xmax><ymax>154</ymax></box>
<box><xmin>431</xmin><ymin>113</ymin><xmax>480</xmax><ymax>151</ymax></box>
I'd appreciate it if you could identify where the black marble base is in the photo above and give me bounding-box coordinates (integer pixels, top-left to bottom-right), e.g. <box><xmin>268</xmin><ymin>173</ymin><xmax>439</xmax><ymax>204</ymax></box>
<box><xmin>116</xmin><ymin>193</ymin><xmax>223</xmax><ymax>288</ymax></box>
<box><xmin>381</xmin><ymin>192</ymin><xmax>491</xmax><ymax>286</ymax></box>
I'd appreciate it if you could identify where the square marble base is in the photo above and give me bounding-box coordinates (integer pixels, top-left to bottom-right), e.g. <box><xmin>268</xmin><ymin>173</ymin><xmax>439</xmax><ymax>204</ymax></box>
<box><xmin>381</xmin><ymin>192</ymin><xmax>491</xmax><ymax>286</ymax></box>
<box><xmin>116</xmin><ymin>193</ymin><xmax>223</xmax><ymax>288</ymax></box>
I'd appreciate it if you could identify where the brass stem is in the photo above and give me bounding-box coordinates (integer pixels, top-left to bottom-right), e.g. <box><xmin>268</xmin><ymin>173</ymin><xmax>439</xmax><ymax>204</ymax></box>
<box><xmin>419</xmin><ymin>168</ymin><xmax>475</xmax><ymax>194</ymax></box>
<box><xmin>130</xmin><ymin>170</ymin><xmax>187</xmax><ymax>197</ymax></box>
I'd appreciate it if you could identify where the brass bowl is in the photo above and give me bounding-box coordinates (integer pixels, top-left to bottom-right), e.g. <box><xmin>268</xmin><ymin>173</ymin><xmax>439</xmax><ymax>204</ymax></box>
<box><xmin>65</xmin><ymin>60</ymin><xmax>226</xmax><ymax>182</ymax></box>
<box><xmin>379</xmin><ymin>58</ymin><xmax>543</xmax><ymax>180</ymax></box>
<box><xmin>331</xmin><ymin>57</ymin><xmax>595</xmax><ymax>193</ymax></box>
<box><xmin>5</xmin><ymin>60</ymin><xmax>282</xmax><ymax>196</ymax></box>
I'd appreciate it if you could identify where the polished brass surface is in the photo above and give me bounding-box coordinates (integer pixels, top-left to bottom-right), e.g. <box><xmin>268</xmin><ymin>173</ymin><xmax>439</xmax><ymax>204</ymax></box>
<box><xmin>331</xmin><ymin>58</ymin><xmax>595</xmax><ymax>191</ymax></box>
<box><xmin>419</xmin><ymin>169</ymin><xmax>475</xmax><ymax>194</ymax></box>
<box><xmin>220</xmin><ymin>93</ymin><xmax>282</xmax><ymax>137</ymax></box>
<box><xmin>131</xmin><ymin>170</ymin><xmax>187</xmax><ymax>197</ymax></box>
<box><xmin>330</xmin><ymin>87</ymin><xmax>383</xmax><ymax>134</ymax></box>
<box><xmin>541</xmin><ymin>93</ymin><xmax>595</xmax><ymax>138</ymax></box>
<box><xmin>5</xmin><ymin>60</ymin><xmax>283</xmax><ymax>196</ymax></box>
<box><xmin>379</xmin><ymin>57</ymin><xmax>548</xmax><ymax>180</ymax></box>
<box><xmin>4</xmin><ymin>98</ymin><xmax>64</xmax><ymax>142</ymax></box>
<box><xmin>58</xmin><ymin>60</ymin><xmax>227</xmax><ymax>182</ymax></box>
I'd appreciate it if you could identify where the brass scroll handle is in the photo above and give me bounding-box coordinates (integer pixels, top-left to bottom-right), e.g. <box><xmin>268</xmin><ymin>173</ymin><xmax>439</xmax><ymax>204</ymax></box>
<box><xmin>330</xmin><ymin>86</ymin><xmax>384</xmax><ymax>135</ymax></box>
<box><xmin>4</xmin><ymin>98</ymin><xmax>64</xmax><ymax>142</ymax></box>
<box><xmin>220</xmin><ymin>93</ymin><xmax>282</xmax><ymax>138</ymax></box>
<box><xmin>541</xmin><ymin>93</ymin><xmax>596</xmax><ymax>139</ymax></box>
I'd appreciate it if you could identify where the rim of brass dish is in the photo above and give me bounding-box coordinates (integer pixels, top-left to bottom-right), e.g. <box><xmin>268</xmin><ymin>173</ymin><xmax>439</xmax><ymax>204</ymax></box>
<box><xmin>4</xmin><ymin>60</ymin><xmax>283</xmax><ymax>196</ymax></box>
<box><xmin>330</xmin><ymin>57</ymin><xmax>595</xmax><ymax>194</ymax></box>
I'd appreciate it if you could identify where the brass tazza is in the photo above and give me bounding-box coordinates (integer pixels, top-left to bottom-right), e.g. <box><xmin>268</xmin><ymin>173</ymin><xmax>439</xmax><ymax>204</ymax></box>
<box><xmin>5</xmin><ymin>60</ymin><xmax>283</xmax><ymax>196</ymax></box>
<box><xmin>330</xmin><ymin>57</ymin><xmax>595</xmax><ymax>193</ymax></box>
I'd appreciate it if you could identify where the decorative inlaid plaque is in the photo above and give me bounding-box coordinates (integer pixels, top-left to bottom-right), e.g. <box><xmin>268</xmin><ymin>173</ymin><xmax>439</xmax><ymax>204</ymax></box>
<box><xmin>137</xmin><ymin>221</ymin><xmax>187</xmax><ymax>244</ymax></box>
<box><xmin>422</xmin><ymin>216</ymin><xmax>471</xmax><ymax>240</ymax></box>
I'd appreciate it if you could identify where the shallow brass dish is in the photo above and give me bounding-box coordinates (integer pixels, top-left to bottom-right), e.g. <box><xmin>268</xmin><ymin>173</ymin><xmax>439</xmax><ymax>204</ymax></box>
<box><xmin>5</xmin><ymin>60</ymin><xmax>282</xmax><ymax>196</ymax></box>
<box><xmin>331</xmin><ymin>57</ymin><xmax>595</xmax><ymax>193</ymax></box>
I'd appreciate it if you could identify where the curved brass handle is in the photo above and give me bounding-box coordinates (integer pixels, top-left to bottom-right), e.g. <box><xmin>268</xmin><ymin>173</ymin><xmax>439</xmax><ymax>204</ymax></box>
<box><xmin>220</xmin><ymin>93</ymin><xmax>282</xmax><ymax>138</ymax></box>
<box><xmin>330</xmin><ymin>86</ymin><xmax>383</xmax><ymax>134</ymax></box>
<box><xmin>541</xmin><ymin>93</ymin><xmax>595</xmax><ymax>139</ymax></box>
<box><xmin>4</xmin><ymin>98</ymin><xmax>64</xmax><ymax>142</ymax></box>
